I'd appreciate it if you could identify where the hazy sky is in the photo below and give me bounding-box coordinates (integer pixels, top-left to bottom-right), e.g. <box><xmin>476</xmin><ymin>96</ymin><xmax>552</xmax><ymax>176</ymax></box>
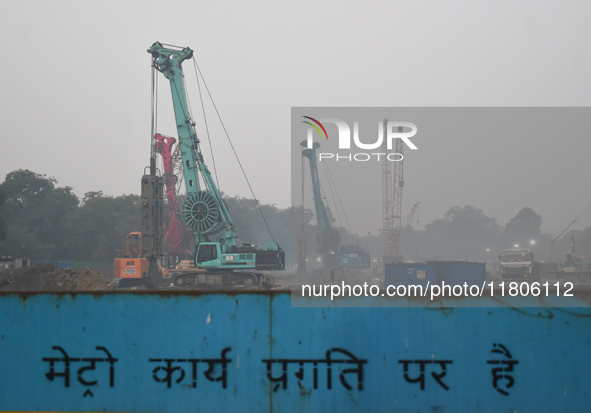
<box><xmin>1</xmin><ymin>1</ymin><xmax>591</xmax><ymax>235</ymax></box>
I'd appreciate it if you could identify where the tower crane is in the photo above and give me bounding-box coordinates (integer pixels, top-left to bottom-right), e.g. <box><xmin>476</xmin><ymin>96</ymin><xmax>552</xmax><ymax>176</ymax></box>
<box><xmin>382</xmin><ymin>121</ymin><xmax>404</xmax><ymax>263</ymax></box>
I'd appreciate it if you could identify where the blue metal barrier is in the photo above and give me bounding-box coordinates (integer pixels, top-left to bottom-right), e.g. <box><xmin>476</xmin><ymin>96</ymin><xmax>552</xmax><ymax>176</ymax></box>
<box><xmin>0</xmin><ymin>291</ymin><xmax>589</xmax><ymax>412</ymax></box>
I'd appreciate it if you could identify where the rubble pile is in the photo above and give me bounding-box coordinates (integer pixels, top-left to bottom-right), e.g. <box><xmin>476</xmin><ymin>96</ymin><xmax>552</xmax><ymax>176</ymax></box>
<box><xmin>0</xmin><ymin>265</ymin><xmax>112</xmax><ymax>291</ymax></box>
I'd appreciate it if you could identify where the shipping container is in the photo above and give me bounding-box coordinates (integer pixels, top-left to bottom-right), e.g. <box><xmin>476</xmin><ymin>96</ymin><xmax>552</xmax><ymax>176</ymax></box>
<box><xmin>386</xmin><ymin>261</ymin><xmax>485</xmax><ymax>287</ymax></box>
<box><xmin>385</xmin><ymin>263</ymin><xmax>437</xmax><ymax>287</ymax></box>
<box><xmin>426</xmin><ymin>260</ymin><xmax>486</xmax><ymax>286</ymax></box>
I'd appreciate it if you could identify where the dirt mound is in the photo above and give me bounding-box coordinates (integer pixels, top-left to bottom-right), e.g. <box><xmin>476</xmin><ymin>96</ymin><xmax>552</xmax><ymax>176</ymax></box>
<box><xmin>0</xmin><ymin>265</ymin><xmax>112</xmax><ymax>291</ymax></box>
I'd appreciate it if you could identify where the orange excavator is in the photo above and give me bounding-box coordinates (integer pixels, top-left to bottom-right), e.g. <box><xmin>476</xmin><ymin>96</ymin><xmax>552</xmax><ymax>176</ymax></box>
<box><xmin>114</xmin><ymin>232</ymin><xmax>169</xmax><ymax>287</ymax></box>
<box><xmin>114</xmin><ymin>232</ymin><xmax>151</xmax><ymax>286</ymax></box>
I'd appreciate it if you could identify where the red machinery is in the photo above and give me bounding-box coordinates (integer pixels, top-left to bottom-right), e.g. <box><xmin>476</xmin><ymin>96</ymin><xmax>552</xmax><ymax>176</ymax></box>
<box><xmin>154</xmin><ymin>133</ymin><xmax>184</xmax><ymax>251</ymax></box>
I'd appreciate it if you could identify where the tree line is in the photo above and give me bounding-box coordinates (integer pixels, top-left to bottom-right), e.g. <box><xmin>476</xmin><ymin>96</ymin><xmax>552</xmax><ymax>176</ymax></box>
<box><xmin>0</xmin><ymin>170</ymin><xmax>313</xmax><ymax>265</ymax></box>
<box><xmin>0</xmin><ymin>169</ymin><xmax>588</xmax><ymax>267</ymax></box>
<box><xmin>356</xmin><ymin>205</ymin><xmax>591</xmax><ymax>265</ymax></box>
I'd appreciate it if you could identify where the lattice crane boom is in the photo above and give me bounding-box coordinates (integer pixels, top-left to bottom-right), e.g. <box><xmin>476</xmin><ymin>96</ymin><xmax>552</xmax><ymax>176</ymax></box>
<box><xmin>382</xmin><ymin>120</ymin><xmax>404</xmax><ymax>262</ymax></box>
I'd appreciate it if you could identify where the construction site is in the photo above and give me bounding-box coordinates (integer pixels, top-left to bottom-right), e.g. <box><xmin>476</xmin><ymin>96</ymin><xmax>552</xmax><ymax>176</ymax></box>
<box><xmin>1</xmin><ymin>40</ymin><xmax>591</xmax><ymax>413</ymax></box>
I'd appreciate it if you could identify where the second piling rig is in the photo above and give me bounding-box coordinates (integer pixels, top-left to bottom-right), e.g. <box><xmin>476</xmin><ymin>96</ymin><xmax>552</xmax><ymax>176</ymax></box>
<box><xmin>300</xmin><ymin>139</ymin><xmax>370</xmax><ymax>269</ymax></box>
